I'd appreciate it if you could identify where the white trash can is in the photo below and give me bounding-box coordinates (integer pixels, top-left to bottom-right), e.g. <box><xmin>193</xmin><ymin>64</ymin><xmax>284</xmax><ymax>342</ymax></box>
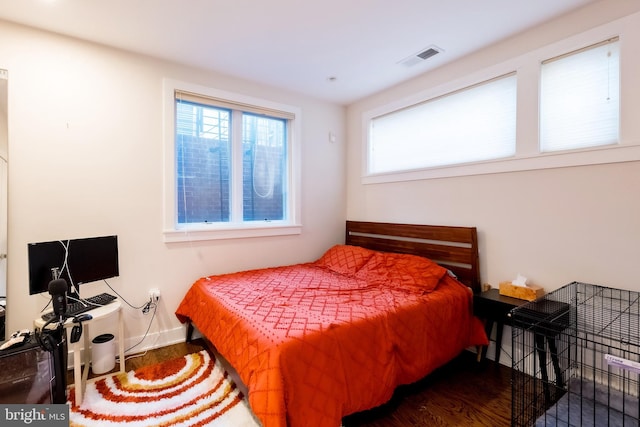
<box><xmin>91</xmin><ymin>333</ymin><xmax>115</xmax><ymax>374</ymax></box>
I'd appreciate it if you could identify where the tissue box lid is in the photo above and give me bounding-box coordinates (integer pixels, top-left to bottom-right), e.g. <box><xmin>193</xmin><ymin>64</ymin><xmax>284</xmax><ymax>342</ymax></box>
<box><xmin>499</xmin><ymin>281</ymin><xmax>545</xmax><ymax>301</ymax></box>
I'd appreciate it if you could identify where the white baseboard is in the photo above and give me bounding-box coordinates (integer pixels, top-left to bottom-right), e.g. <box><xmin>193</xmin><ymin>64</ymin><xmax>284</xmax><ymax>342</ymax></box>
<box><xmin>123</xmin><ymin>325</ymin><xmax>188</xmax><ymax>355</ymax></box>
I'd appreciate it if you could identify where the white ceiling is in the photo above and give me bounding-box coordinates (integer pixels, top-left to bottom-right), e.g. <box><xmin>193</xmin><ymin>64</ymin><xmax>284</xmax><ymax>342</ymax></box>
<box><xmin>0</xmin><ymin>0</ymin><xmax>597</xmax><ymax>105</ymax></box>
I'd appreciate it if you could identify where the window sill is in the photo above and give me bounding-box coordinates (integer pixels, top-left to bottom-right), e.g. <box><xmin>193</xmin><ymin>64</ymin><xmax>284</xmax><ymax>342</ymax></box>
<box><xmin>163</xmin><ymin>223</ymin><xmax>303</xmax><ymax>243</ymax></box>
<box><xmin>362</xmin><ymin>144</ymin><xmax>640</xmax><ymax>184</ymax></box>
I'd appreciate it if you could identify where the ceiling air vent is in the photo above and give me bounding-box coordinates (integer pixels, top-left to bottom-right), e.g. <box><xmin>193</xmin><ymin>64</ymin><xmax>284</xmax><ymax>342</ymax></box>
<box><xmin>398</xmin><ymin>45</ymin><xmax>443</xmax><ymax>67</ymax></box>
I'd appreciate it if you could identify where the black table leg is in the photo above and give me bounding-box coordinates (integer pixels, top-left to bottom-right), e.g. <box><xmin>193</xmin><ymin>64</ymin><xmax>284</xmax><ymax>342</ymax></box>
<box><xmin>547</xmin><ymin>336</ymin><xmax>564</xmax><ymax>389</ymax></box>
<box><xmin>495</xmin><ymin>322</ymin><xmax>504</xmax><ymax>364</ymax></box>
<box><xmin>482</xmin><ymin>319</ymin><xmax>494</xmax><ymax>361</ymax></box>
<box><xmin>535</xmin><ymin>333</ymin><xmax>552</xmax><ymax>403</ymax></box>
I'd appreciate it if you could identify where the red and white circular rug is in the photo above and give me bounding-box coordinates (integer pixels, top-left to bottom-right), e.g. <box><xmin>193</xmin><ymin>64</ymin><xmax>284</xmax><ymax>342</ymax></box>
<box><xmin>68</xmin><ymin>350</ymin><xmax>261</xmax><ymax>426</ymax></box>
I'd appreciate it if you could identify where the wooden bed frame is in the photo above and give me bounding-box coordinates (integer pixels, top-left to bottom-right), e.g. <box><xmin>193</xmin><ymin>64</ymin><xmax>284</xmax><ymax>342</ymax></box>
<box><xmin>345</xmin><ymin>220</ymin><xmax>480</xmax><ymax>293</ymax></box>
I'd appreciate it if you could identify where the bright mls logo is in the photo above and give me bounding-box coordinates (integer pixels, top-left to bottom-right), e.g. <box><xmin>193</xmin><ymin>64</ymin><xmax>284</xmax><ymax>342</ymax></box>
<box><xmin>1</xmin><ymin>405</ymin><xmax>68</xmax><ymax>426</ymax></box>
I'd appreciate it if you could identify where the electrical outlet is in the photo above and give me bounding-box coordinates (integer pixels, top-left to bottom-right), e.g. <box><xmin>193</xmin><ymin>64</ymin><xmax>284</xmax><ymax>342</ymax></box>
<box><xmin>149</xmin><ymin>288</ymin><xmax>161</xmax><ymax>303</ymax></box>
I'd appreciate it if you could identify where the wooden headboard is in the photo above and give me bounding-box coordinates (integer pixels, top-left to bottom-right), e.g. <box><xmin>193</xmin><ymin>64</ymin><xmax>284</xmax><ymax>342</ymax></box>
<box><xmin>345</xmin><ymin>221</ymin><xmax>481</xmax><ymax>293</ymax></box>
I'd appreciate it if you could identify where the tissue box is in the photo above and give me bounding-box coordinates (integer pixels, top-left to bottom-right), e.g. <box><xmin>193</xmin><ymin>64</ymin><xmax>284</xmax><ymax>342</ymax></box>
<box><xmin>499</xmin><ymin>281</ymin><xmax>544</xmax><ymax>301</ymax></box>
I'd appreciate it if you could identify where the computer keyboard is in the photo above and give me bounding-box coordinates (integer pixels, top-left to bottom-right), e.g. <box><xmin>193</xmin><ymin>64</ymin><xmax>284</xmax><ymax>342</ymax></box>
<box><xmin>41</xmin><ymin>292</ymin><xmax>117</xmax><ymax>322</ymax></box>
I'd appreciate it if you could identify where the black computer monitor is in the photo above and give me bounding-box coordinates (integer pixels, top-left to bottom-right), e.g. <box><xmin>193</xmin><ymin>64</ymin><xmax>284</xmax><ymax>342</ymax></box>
<box><xmin>28</xmin><ymin>236</ymin><xmax>119</xmax><ymax>299</ymax></box>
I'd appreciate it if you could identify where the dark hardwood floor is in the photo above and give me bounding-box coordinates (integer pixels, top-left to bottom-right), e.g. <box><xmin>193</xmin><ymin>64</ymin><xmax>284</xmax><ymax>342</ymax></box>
<box><xmin>73</xmin><ymin>340</ymin><xmax>512</xmax><ymax>426</ymax></box>
<box><xmin>342</xmin><ymin>352</ymin><xmax>512</xmax><ymax>427</ymax></box>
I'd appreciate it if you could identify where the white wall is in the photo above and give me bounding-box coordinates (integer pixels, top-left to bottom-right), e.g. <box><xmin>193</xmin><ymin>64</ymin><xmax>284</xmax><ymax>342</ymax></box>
<box><xmin>347</xmin><ymin>0</ymin><xmax>640</xmax><ymax>294</ymax></box>
<box><xmin>0</xmin><ymin>20</ymin><xmax>346</xmax><ymax>350</ymax></box>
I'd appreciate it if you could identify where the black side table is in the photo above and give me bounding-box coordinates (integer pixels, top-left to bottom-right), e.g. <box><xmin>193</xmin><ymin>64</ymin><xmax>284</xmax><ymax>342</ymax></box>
<box><xmin>473</xmin><ymin>288</ymin><xmax>528</xmax><ymax>363</ymax></box>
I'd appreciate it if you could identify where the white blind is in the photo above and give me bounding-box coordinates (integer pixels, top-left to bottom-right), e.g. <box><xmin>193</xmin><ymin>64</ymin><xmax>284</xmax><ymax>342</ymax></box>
<box><xmin>175</xmin><ymin>90</ymin><xmax>295</xmax><ymax>120</ymax></box>
<box><xmin>369</xmin><ymin>73</ymin><xmax>517</xmax><ymax>174</ymax></box>
<box><xmin>540</xmin><ymin>38</ymin><xmax>620</xmax><ymax>152</ymax></box>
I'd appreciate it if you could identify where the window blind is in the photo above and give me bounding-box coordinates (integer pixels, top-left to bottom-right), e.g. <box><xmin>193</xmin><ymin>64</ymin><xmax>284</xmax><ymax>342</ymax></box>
<box><xmin>540</xmin><ymin>37</ymin><xmax>620</xmax><ymax>152</ymax></box>
<box><xmin>368</xmin><ymin>73</ymin><xmax>517</xmax><ymax>174</ymax></box>
<box><xmin>175</xmin><ymin>90</ymin><xmax>295</xmax><ymax>120</ymax></box>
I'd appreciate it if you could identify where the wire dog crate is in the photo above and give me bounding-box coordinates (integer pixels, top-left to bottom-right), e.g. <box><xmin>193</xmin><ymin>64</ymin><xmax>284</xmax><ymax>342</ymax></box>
<box><xmin>511</xmin><ymin>281</ymin><xmax>640</xmax><ymax>426</ymax></box>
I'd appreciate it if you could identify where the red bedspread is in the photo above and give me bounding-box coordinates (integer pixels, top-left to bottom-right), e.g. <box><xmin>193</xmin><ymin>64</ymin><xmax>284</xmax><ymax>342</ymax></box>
<box><xmin>175</xmin><ymin>245</ymin><xmax>487</xmax><ymax>427</ymax></box>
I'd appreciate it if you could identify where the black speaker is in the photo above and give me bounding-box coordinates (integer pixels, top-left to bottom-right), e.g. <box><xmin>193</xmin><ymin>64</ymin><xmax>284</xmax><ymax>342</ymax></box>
<box><xmin>0</xmin><ymin>334</ymin><xmax>66</xmax><ymax>404</ymax></box>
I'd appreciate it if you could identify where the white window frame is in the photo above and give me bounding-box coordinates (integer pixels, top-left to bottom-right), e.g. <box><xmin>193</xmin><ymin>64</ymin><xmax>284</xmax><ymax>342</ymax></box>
<box><xmin>163</xmin><ymin>79</ymin><xmax>302</xmax><ymax>242</ymax></box>
<box><xmin>362</xmin><ymin>12</ymin><xmax>640</xmax><ymax>184</ymax></box>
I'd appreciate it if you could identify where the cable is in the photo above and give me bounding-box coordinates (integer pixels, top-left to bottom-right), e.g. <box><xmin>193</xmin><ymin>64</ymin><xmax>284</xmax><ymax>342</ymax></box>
<box><xmin>67</xmin><ymin>294</ymin><xmax>88</xmax><ymax>307</ymax></box>
<box><xmin>141</xmin><ymin>299</ymin><xmax>157</xmax><ymax>315</ymax></box>
<box><xmin>94</xmin><ymin>280</ymin><xmax>159</xmax><ymax>354</ymax></box>
<box><xmin>36</xmin><ymin>317</ymin><xmax>65</xmax><ymax>353</ymax></box>
<box><xmin>124</xmin><ymin>301</ymin><xmax>157</xmax><ymax>354</ymax></box>
<box><xmin>102</xmin><ymin>279</ymin><xmax>149</xmax><ymax>310</ymax></box>
<box><xmin>40</xmin><ymin>297</ymin><xmax>53</xmax><ymax>313</ymax></box>
<box><xmin>58</xmin><ymin>240</ymin><xmax>79</xmax><ymax>296</ymax></box>
<box><xmin>118</xmin><ymin>350</ymin><xmax>149</xmax><ymax>365</ymax></box>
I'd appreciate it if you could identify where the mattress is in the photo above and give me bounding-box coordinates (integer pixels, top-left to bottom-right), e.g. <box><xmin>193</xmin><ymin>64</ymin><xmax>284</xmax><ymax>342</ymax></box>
<box><xmin>175</xmin><ymin>245</ymin><xmax>488</xmax><ymax>427</ymax></box>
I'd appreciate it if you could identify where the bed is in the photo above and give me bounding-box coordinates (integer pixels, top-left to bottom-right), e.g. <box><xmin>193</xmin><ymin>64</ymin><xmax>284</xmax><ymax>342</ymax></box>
<box><xmin>175</xmin><ymin>221</ymin><xmax>488</xmax><ymax>427</ymax></box>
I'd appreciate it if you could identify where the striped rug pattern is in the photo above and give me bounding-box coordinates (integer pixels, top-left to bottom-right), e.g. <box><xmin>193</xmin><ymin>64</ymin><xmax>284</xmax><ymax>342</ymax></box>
<box><xmin>69</xmin><ymin>350</ymin><xmax>261</xmax><ymax>427</ymax></box>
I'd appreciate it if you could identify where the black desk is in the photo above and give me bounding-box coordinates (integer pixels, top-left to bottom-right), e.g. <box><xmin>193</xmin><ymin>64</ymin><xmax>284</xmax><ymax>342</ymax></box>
<box><xmin>473</xmin><ymin>289</ymin><xmax>529</xmax><ymax>363</ymax></box>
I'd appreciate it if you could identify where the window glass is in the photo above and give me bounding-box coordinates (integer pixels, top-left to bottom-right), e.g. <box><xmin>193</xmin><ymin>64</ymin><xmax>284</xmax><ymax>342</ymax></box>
<box><xmin>540</xmin><ymin>38</ymin><xmax>620</xmax><ymax>152</ymax></box>
<box><xmin>242</xmin><ymin>113</ymin><xmax>287</xmax><ymax>222</ymax></box>
<box><xmin>176</xmin><ymin>100</ymin><xmax>231</xmax><ymax>224</ymax></box>
<box><xmin>175</xmin><ymin>97</ymin><xmax>290</xmax><ymax>227</ymax></box>
<box><xmin>368</xmin><ymin>73</ymin><xmax>517</xmax><ymax>174</ymax></box>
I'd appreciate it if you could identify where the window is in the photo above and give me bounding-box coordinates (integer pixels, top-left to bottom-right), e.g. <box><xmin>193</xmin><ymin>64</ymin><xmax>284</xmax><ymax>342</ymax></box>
<box><xmin>368</xmin><ymin>73</ymin><xmax>517</xmax><ymax>175</ymax></box>
<box><xmin>540</xmin><ymin>38</ymin><xmax>620</xmax><ymax>152</ymax></box>
<box><xmin>362</xmin><ymin>15</ymin><xmax>640</xmax><ymax>184</ymax></box>
<box><xmin>163</xmin><ymin>81</ymin><xmax>301</xmax><ymax>242</ymax></box>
